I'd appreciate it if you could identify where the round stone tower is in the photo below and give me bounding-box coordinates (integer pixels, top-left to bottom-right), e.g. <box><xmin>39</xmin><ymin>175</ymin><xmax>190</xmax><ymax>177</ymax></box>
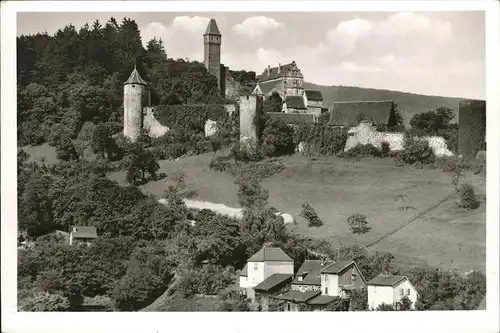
<box><xmin>123</xmin><ymin>66</ymin><xmax>149</xmax><ymax>142</ymax></box>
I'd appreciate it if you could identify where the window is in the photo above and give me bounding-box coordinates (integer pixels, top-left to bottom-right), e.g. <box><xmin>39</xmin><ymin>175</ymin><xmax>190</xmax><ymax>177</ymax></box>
<box><xmin>253</xmin><ymin>263</ymin><xmax>258</xmax><ymax>270</ymax></box>
<box><xmin>325</xmin><ymin>287</ymin><xmax>329</xmax><ymax>295</ymax></box>
<box><xmin>325</xmin><ymin>274</ymin><xmax>329</xmax><ymax>282</ymax></box>
<box><xmin>407</xmin><ymin>288</ymin><xmax>411</xmax><ymax>296</ymax></box>
<box><xmin>400</xmin><ymin>288</ymin><xmax>404</xmax><ymax>296</ymax></box>
<box><xmin>351</xmin><ymin>273</ymin><xmax>357</xmax><ymax>281</ymax></box>
<box><xmin>287</xmin><ymin>303</ymin><xmax>291</xmax><ymax>311</ymax></box>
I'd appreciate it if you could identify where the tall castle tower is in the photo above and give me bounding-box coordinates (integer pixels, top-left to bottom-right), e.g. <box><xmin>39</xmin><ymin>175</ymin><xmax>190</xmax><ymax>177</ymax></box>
<box><xmin>123</xmin><ymin>66</ymin><xmax>150</xmax><ymax>142</ymax></box>
<box><xmin>204</xmin><ymin>18</ymin><xmax>222</xmax><ymax>91</ymax></box>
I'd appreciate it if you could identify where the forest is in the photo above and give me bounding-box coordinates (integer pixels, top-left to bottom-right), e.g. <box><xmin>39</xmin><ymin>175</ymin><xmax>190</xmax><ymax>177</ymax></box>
<box><xmin>17</xmin><ymin>17</ymin><xmax>485</xmax><ymax>312</ymax></box>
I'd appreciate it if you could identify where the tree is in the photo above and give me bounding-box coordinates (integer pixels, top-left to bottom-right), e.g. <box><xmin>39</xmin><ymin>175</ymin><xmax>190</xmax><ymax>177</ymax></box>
<box><xmin>164</xmin><ymin>171</ymin><xmax>196</xmax><ymax>207</ymax></box>
<box><xmin>125</xmin><ymin>144</ymin><xmax>160</xmax><ymax>185</ymax></box>
<box><xmin>325</xmin><ymin>298</ymin><xmax>349</xmax><ymax>311</ymax></box>
<box><xmin>91</xmin><ymin>123</ymin><xmax>112</xmax><ymax>159</ymax></box>
<box><xmin>299</xmin><ymin>203</ymin><xmax>323</xmax><ymax>228</ymax></box>
<box><xmin>263</xmin><ymin>92</ymin><xmax>283</xmax><ymax>113</ymax></box>
<box><xmin>376</xmin><ymin>303</ymin><xmax>396</xmax><ymax>311</ymax></box>
<box><xmin>237</xmin><ymin>178</ymin><xmax>269</xmax><ymax>210</ymax></box>
<box><xmin>261</xmin><ymin>118</ymin><xmax>295</xmax><ymax>157</ymax></box>
<box><xmin>18</xmin><ymin>292</ymin><xmax>69</xmax><ymax>312</ymax></box>
<box><xmin>349</xmin><ymin>288</ymin><xmax>368</xmax><ymax>311</ymax></box>
<box><xmin>396</xmin><ymin>296</ymin><xmax>413</xmax><ymax>310</ymax></box>
<box><xmin>409</xmin><ymin>107</ymin><xmax>455</xmax><ymax>133</ymax></box>
<box><xmin>55</xmin><ymin>135</ymin><xmax>79</xmax><ymax>162</ymax></box>
<box><xmin>346</xmin><ymin>214</ymin><xmax>370</xmax><ymax>234</ymax></box>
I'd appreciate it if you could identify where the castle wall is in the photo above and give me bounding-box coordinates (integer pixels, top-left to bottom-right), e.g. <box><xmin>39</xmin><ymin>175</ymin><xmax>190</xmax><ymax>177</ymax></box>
<box><xmin>124</xmin><ymin>83</ymin><xmax>145</xmax><ymax>142</ymax></box>
<box><xmin>239</xmin><ymin>95</ymin><xmax>263</xmax><ymax>150</ymax></box>
<box><xmin>345</xmin><ymin>122</ymin><xmax>453</xmax><ymax>157</ymax></box>
<box><xmin>143</xmin><ymin>106</ymin><xmax>169</xmax><ymax>138</ymax></box>
<box><xmin>458</xmin><ymin>100</ymin><xmax>486</xmax><ymax>159</ymax></box>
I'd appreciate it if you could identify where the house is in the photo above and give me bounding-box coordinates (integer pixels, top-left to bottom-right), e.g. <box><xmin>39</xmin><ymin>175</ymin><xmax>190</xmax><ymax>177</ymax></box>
<box><xmin>275</xmin><ymin>290</ymin><xmax>321</xmax><ymax>311</ymax></box>
<box><xmin>319</xmin><ymin>260</ymin><xmax>367</xmax><ymax>299</ymax></box>
<box><xmin>253</xmin><ymin>273</ymin><xmax>294</xmax><ymax>311</ymax></box>
<box><xmin>328</xmin><ymin>100</ymin><xmax>397</xmax><ymax>128</ymax></box>
<box><xmin>283</xmin><ymin>95</ymin><xmax>307</xmax><ymax>114</ymax></box>
<box><xmin>304</xmin><ymin>90</ymin><xmax>324</xmax><ymax>116</ymax></box>
<box><xmin>69</xmin><ymin>226</ymin><xmax>98</xmax><ymax>246</ymax></box>
<box><xmin>253</xmin><ymin>61</ymin><xmax>305</xmax><ymax>99</ymax></box>
<box><xmin>290</xmin><ymin>259</ymin><xmax>325</xmax><ymax>292</ymax></box>
<box><xmin>367</xmin><ymin>274</ymin><xmax>418</xmax><ymax>310</ymax></box>
<box><xmin>240</xmin><ymin>245</ymin><xmax>294</xmax><ymax>299</ymax></box>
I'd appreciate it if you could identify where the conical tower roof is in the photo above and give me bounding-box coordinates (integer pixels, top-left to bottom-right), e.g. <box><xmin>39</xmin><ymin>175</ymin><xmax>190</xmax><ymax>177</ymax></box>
<box><xmin>204</xmin><ymin>18</ymin><xmax>221</xmax><ymax>36</ymax></box>
<box><xmin>124</xmin><ymin>65</ymin><xmax>148</xmax><ymax>86</ymax></box>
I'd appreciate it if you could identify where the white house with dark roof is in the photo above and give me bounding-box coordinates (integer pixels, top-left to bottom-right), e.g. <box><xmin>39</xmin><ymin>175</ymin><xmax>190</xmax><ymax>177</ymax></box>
<box><xmin>367</xmin><ymin>274</ymin><xmax>418</xmax><ymax>310</ymax></box>
<box><xmin>69</xmin><ymin>226</ymin><xmax>98</xmax><ymax>246</ymax></box>
<box><xmin>239</xmin><ymin>245</ymin><xmax>294</xmax><ymax>299</ymax></box>
<box><xmin>319</xmin><ymin>259</ymin><xmax>367</xmax><ymax>299</ymax></box>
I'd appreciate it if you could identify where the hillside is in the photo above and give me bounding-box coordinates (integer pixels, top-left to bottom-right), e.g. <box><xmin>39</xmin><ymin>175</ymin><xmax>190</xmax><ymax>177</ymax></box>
<box><xmin>304</xmin><ymin>82</ymin><xmax>464</xmax><ymax>126</ymax></box>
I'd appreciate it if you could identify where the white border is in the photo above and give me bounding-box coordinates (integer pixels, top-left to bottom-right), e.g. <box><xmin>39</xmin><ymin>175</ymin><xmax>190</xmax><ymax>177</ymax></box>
<box><xmin>2</xmin><ymin>2</ymin><xmax>499</xmax><ymax>333</ymax></box>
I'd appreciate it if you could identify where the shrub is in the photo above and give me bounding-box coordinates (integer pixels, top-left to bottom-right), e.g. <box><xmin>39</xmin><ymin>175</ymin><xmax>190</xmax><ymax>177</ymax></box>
<box><xmin>209</xmin><ymin>155</ymin><xmax>234</xmax><ymax>173</ymax></box>
<box><xmin>299</xmin><ymin>203</ymin><xmax>323</xmax><ymax>228</ymax></box>
<box><xmin>346</xmin><ymin>214</ymin><xmax>371</xmax><ymax>234</ymax></box>
<box><xmin>261</xmin><ymin>118</ymin><xmax>295</xmax><ymax>157</ymax></box>
<box><xmin>394</xmin><ymin>135</ymin><xmax>435</xmax><ymax>165</ymax></box>
<box><xmin>19</xmin><ymin>292</ymin><xmax>69</xmax><ymax>312</ymax></box>
<box><xmin>339</xmin><ymin>144</ymin><xmax>381</xmax><ymax>158</ymax></box>
<box><xmin>456</xmin><ymin>184</ymin><xmax>480</xmax><ymax>210</ymax></box>
<box><xmin>381</xmin><ymin>141</ymin><xmax>391</xmax><ymax>157</ymax></box>
<box><xmin>294</xmin><ymin>124</ymin><xmax>347</xmax><ymax>155</ymax></box>
<box><xmin>318</xmin><ymin>112</ymin><xmax>330</xmax><ymax>125</ymax></box>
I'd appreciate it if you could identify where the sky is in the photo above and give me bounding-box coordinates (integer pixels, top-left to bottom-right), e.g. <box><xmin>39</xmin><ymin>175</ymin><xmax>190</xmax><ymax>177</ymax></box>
<box><xmin>17</xmin><ymin>11</ymin><xmax>485</xmax><ymax>99</ymax></box>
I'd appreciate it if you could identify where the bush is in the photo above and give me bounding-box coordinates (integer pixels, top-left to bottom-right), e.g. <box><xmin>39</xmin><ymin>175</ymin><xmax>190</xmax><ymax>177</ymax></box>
<box><xmin>294</xmin><ymin>124</ymin><xmax>347</xmax><ymax>156</ymax></box>
<box><xmin>394</xmin><ymin>135</ymin><xmax>435</xmax><ymax>165</ymax></box>
<box><xmin>339</xmin><ymin>144</ymin><xmax>381</xmax><ymax>158</ymax></box>
<box><xmin>299</xmin><ymin>203</ymin><xmax>323</xmax><ymax>228</ymax></box>
<box><xmin>261</xmin><ymin>118</ymin><xmax>295</xmax><ymax>157</ymax></box>
<box><xmin>209</xmin><ymin>155</ymin><xmax>234</xmax><ymax>173</ymax></box>
<box><xmin>346</xmin><ymin>214</ymin><xmax>371</xmax><ymax>234</ymax></box>
<box><xmin>19</xmin><ymin>292</ymin><xmax>69</xmax><ymax>312</ymax></box>
<box><xmin>456</xmin><ymin>184</ymin><xmax>480</xmax><ymax>210</ymax></box>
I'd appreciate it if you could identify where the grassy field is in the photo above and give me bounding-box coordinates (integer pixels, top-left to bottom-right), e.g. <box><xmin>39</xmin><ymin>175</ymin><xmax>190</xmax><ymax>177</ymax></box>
<box><xmin>24</xmin><ymin>144</ymin><xmax>486</xmax><ymax>273</ymax></box>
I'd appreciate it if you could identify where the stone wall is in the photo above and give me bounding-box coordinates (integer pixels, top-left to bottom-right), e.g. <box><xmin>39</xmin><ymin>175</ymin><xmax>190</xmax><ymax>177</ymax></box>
<box><xmin>143</xmin><ymin>106</ymin><xmax>169</xmax><ymax>138</ymax></box>
<box><xmin>458</xmin><ymin>99</ymin><xmax>486</xmax><ymax>159</ymax></box>
<box><xmin>345</xmin><ymin>122</ymin><xmax>453</xmax><ymax>157</ymax></box>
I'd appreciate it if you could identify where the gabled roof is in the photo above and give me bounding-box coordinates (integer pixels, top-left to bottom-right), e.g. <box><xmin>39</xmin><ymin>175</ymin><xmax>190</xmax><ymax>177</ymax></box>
<box><xmin>71</xmin><ymin>226</ymin><xmax>98</xmax><ymax>239</ymax></box>
<box><xmin>254</xmin><ymin>273</ymin><xmax>293</xmax><ymax>292</ymax></box>
<box><xmin>320</xmin><ymin>260</ymin><xmax>355</xmax><ymax>274</ymax></box>
<box><xmin>254</xmin><ymin>81</ymin><xmax>283</xmax><ymax>96</ymax></box>
<box><xmin>328</xmin><ymin>100</ymin><xmax>395</xmax><ymax>127</ymax></box>
<box><xmin>291</xmin><ymin>260</ymin><xmax>323</xmax><ymax>286</ymax></box>
<box><xmin>240</xmin><ymin>263</ymin><xmax>248</xmax><ymax>277</ymax></box>
<box><xmin>367</xmin><ymin>274</ymin><xmax>407</xmax><ymax>287</ymax></box>
<box><xmin>275</xmin><ymin>290</ymin><xmax>321</xmax><ymax>303</ymax></box>
<box><xmin>247</xmin><ymin>246</ymin><xmax>293</xmax><ymax>262</ymax></box>
<box><xmin>257</xmin><ymin>63</ymin><xmax>294</xmax><ymax>82</ymax></box>
<box><xmin>267</xmin><ymin>112</ymin><xmax>316</xmax><ymax>125</ymax></box>
<box><xmin>285</xmin><ymin>96</ymin><xmax>306</xmax><ymax>109</ymax></box>
<box><xmin>305</xmin><ymin>90</ymin><xmax>323</xmax><ymax>101</ymax></box>
<box><xmin>124</xmin><ymin>66</ymin><xmax>148</xmax><ymax>86</ymax></box>
<box><xmin>204</xmin><ymin>18</ymin><xmax>221</xmax><ymax>36</ymax></box>
<box><xmin>306</xmin><ymin>294</ymin><xmax>339</xmax><ymax>305</ymax></box>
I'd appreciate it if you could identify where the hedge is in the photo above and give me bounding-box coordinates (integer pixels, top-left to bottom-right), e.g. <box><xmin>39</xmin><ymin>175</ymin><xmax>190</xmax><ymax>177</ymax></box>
<box><xmin>294</xmin><ymin>124</ymin><xmax>348</xmax><ymax>155</ymax></box>
<box><xmin>153</xmin><ymin>104</ymin><xmax>229</xmax><ymax>134</ymax></box>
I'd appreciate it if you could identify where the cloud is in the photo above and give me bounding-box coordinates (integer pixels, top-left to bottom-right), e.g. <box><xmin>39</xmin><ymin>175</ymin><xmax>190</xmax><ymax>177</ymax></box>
<box><xmin>326</xmin><ymin>18</ymin><xmax>372</xmax><ymax>55</ymax></box>
<box><xmin>233</xmin><ymin>16</ymin><xmax>284</xmax><ymax>39</ymax></box>
<box><xmin>170</xmin><ymin>16</ymin><xmax>210</xmax><ymax>34</ymax></box>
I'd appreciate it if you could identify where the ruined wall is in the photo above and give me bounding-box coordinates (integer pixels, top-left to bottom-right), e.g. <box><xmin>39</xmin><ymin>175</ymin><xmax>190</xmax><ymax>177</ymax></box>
<box><xmin>345</xmin><ymin>122</ymin><xmax>453</xmax><ymax>157</ymax></box>
<box><xmin>459</xmin><ymin>100</ymin><xmax>486</xmax><ymax>159</ymax></box>
<box><xmin>239</xmin><ymin>95</ymin><xmax>263</xmax><ymax>149</ymax></box>
<box><xmin>123</xmin><ymin>83</ymin><xmax>145</xmax><ymax>142</ymax></box>
<box><xmin>143</xmin><ymin>106</ymin><xmax>169</xmax><ymax>138</ymax></box>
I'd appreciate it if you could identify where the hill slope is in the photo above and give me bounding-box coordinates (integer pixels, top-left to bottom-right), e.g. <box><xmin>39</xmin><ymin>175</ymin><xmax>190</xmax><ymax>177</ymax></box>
<box><xmin>304</xmin><ymin>82</ymin><xmax>464</xmax><ymax>126</ymax></box>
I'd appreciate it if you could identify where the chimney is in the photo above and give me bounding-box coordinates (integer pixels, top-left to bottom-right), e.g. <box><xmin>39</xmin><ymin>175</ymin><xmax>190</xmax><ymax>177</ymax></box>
<box><xmin>321</xmin><ymin>257</ymin><xmax>327</xmax><ymax>266</ymax></box>
<box><xmin>267</xmin><ymin>65</ymin><xmax>271</xmax><ymax>76</ymax></box>
<box><xmin>278</xmin><ymin>63</ymin><xmax>281</xmax><ymax>74</ymax></box>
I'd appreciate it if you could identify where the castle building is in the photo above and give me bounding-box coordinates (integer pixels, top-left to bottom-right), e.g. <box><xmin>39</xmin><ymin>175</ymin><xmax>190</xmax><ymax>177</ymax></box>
<box><xmin>123</xmin><ymin>65</ymin><xmax>151</xmax><ymax>142</ymax></box>
<box><xmin>252</xmin><ymin>61</ymin><xmax>325</xmax><ymax>118</ymax></box>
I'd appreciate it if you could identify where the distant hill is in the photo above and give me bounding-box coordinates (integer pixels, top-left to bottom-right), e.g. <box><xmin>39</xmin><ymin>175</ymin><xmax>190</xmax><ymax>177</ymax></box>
<box><xmin>304</xmin><ymin>82</ymin><xmax>465</xmax><ymax>126</ymax></box>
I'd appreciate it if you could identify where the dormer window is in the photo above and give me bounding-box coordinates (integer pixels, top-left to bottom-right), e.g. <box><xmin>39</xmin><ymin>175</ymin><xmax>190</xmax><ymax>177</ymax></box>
<box><xmin>298</xmin><ymin>276</ymin><xmax>303</xmax><ymax>282</ymax></box>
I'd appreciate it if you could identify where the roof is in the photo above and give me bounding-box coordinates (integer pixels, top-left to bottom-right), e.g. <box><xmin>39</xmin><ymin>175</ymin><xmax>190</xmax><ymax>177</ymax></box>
<box><xmin>367</xmin><ymin>274</ymin><xmax>407</xmax><ymax>287</ymax></box>
<box><xmin>305</xmin><ymin>90</ymin><xmax>323</xmax><ymax>101</ymax></box>
<box><xmin>285</xmin><ymin>96</ymin><xmax>306</xmax><ymax>110</ymax></box>
<box><xmin>124</xmin><ymin>66</ymin><xmax>148</xmax><ymax>86</ymax></box>
<box><xmin>255</xmin><ymin>81</ymin><xmax>283</xmax><ymax>96</ymax></box>
<box><xmin>328</xmin><ymin>100</ymin><xmax>395</xmax><ymax>127</ymax></box>
<box><xmin>320</xmin><ymin>260</ymin><xmax>354</xmax><ymax>274</ymax></box>
<box><xmin>247</xmin><ymin>246</ymin><xmax>293</xmax><ymax>262</ymax></box>
<box><xmin>254</xmin><ymin>273</ymin><xmax>293</xmax><ymax>292</ymax></box>
<box><xmin>257</xmin><ymin>63</ymin><xmax>294</xmax><ymax>82</ymax></box>
<box><xmin>267</xmin><ymin>112</ymin><xmax>316</xmax><ymax>125</ymax></box>
<box><xmin>71</xmin><ymin>226</ymin><xmax>98</xmax><ymax>239</ymax></box>
<box><xmin>291</xmin><ymin>260</ymin><xmax>323</xmax><ymax>286</ymax></box>
<box><xmin>306</xmin><ymin>294</ymin><xmax>339</xmax><ymax>305</ymax></box>
<box><xmin>240</xmin><ymin>263</ymin><xmax>248</xmax><ymax>277</ymax></box>
<box><xmin>275</xmin><ymin>290</ymin><xmax>321</xmax><ymax>303</ymax></box>
<box><xmin>204</xmin><ymin>18</ymin><xmax>221</xmax><ymax>36</ymax></box>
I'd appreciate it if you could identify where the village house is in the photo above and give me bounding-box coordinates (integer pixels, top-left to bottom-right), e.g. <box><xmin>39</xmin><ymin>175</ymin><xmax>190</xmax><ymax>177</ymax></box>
<box><xmin>239</xmin><ymin>245</ymin><xmax>294</xmax><ymax>300</ymax></box>
<box><xmin>253</xmin><ymin>273</ymin><xmax>294</xmax><ymax>311</ymax></box>
<box><xmin>69</xmin><ymin>226</ymin><xmax>98</xmax><ymax>246</ymax></box>
<box><xmin>367</xmin><ymin>274</ymin><xmax>419</xmax><ymax>310</ymax></box>
<box><xmin>320</xmin><ymin>260</ymin><xmax>367</xmax><ymax>298</ymax></box>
